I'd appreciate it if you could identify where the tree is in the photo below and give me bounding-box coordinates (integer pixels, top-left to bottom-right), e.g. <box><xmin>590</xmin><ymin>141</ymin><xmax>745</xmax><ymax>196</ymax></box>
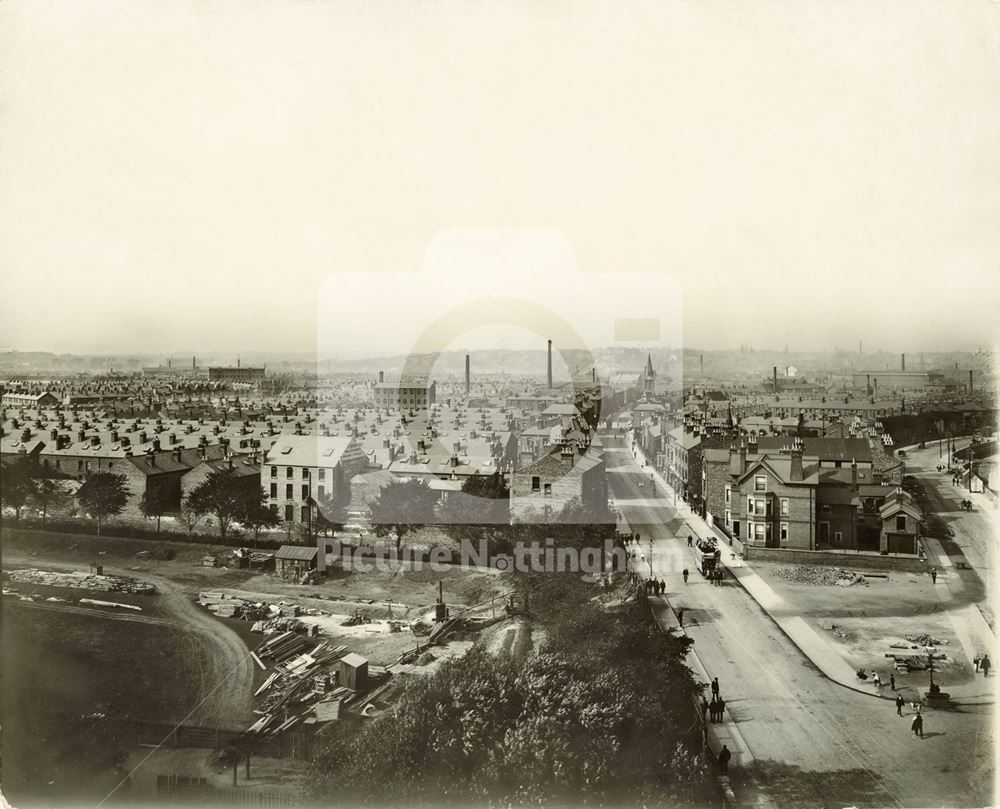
<box><xmin>30</xmin><ymin>476</ymin><xmax>70</xmax><ymax>526</ymax></box>
<box><xmin>1</xmin><ymin>457</ymin><xmax>38</xmax><ymax>521</ymax></box>
<box><xmin>369</xmin><ymin>479</ymin><xmax>439</xmax><ymax>552</ymax></box>
<box><xmin>439</xmin><ymin>472</ymin><xmax>512</xmax><ymax>548</ymax></box>
<box><xmin>139</xmin><ymin>486</ymin><xmax>172</xmax><ymax>534</ymax></box>
<box><xmin>77</xmin><ymin>473</ymin><xmax>130</xmax><ymax>535</ymax></box>
<box><xmin>187</xmin><ymin>470</ymin><xmax>248</xmax><ymax>541</ymax></box>
<box><xmin>179</xmin><ymin>495</ymin><xmax>205</xmax><ymax>539</ymax></box>
<box><xmin>241</xmin><ymin>487</ymin><xmax>279</xmax><ymax>541</ymax></box>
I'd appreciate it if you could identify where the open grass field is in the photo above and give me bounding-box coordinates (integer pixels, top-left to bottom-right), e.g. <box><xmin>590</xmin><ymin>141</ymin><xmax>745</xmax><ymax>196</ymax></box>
<box><xmin>1</xmin><ymin>593</ymin><xmax>221</xmax><ymax>808</ymax></box>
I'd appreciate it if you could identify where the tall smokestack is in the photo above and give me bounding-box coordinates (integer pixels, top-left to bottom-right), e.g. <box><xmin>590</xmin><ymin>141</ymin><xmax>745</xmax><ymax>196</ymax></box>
<box><xmin>867</xmin><ymin>374</ymin><xmax>871</xmax><ymax>395</ymax></box>
<box><xmin>700</xmin><ymin>354</ymin><xmax>704</xmax><ymax>375</ymax></box>
<box><xmin>773</xmin><ymin>366</ymin><xmax>778</xmax><ymax>392</ymax></box>
<box><xmin>379</xmin><ymin>370</ymin><xmax>384</xmax><ymax>383</ymax></box>
<box><xmin>901</xmin><ymin>353</ymin><xmax>905</xmax><ymax>371</ymax></box>
<box><xmin>592</xmin><ymin>367</ymin><xmax>596</xmax><ymax>382</ymax></box>
<box><xmin>969</xmin><ymin>370</ymin><xmax>974</xmax><ymax>393</ymax></box>
<box><xmin>237</xmin><ymin>356</ymin><xmax>241</xmax><ymax>369</ymax></box>
<box><xmin>547</xmin><ymin>340</ymin><xmax>553</xmax><ymax>389</ymax></box>
<box><xmin>192</xmin><ymin>355</ymin><xmax>196</xmax><ymax>369</ymax></box>
<box><xmin>465</xmin><ymin>354</ymin><xmax>470</xmax><ymax>396</ymax></box>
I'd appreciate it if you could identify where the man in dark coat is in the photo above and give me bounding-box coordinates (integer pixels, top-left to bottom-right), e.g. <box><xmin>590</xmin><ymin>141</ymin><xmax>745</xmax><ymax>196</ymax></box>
<box><xmin>895</xmin><ymin>694</ymin><xmax>905</xmax><ymax>716</ymax></box>
<box><xmin>718</xmin><ymin>745</ymin><xmax>731</xmax><ymax>773</ymax></box>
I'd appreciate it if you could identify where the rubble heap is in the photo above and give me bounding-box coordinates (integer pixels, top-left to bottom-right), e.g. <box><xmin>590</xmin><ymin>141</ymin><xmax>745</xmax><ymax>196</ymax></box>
<box><xmin>774</xmin><ymin>566</ymin><xmax>867</xmax><ymax>587</ymax></box>
<box><xmin>6</xmin><ymin>568</ymin><xmax>157</xmax><ymax>594</ymax></box>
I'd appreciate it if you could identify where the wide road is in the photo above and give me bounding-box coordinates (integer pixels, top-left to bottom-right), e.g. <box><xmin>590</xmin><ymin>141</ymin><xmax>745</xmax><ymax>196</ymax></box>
<box><xmin>604</xmin><ymin>433</ymin><xmax>994</xmax><ymax>809</ymax></box>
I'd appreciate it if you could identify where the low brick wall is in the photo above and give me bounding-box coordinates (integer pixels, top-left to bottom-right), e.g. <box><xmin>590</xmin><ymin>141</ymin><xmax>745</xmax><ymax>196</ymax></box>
<box><xmin>744</xmin><ymin>545</ymin><xmax>928</xmax><ymax>573</ymax></box>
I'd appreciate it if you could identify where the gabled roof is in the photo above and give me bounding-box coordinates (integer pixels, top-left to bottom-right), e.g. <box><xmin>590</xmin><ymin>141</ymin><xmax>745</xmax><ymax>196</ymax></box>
<box><xmin>879</xmin><ymin>490</ymin><xmax>922</xmax><ymax>521</ymax></box>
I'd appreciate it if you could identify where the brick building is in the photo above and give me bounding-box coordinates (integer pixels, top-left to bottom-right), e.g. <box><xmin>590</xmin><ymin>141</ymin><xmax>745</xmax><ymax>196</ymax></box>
<box><xmin>262</xmin><ymin>434</ymin><xmax>368</xmax><ymax>523</ymax></box>
<box><xmin>510</xmin><ymin>445</ymin><xmax>607</xmax><ymax>523</ymax></box>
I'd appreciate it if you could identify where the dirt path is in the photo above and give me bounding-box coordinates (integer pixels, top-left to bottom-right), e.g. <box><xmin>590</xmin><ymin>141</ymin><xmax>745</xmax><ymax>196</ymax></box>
<box><xmin>3</xmin><ymin>551</ymin><xmax>255</xmax><ymax>730</ymax></box>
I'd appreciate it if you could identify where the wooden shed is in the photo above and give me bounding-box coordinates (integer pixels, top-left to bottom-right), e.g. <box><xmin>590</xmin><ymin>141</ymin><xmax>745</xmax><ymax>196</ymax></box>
<box><xmin>340</xmin><ymin>653</ymin><xmax>369</xmax><ymax>692</ymax></box>
<box><xmin>275</xmin><ymin>545</ymin><xmax>319</xmax><ymax>580</ymax></box>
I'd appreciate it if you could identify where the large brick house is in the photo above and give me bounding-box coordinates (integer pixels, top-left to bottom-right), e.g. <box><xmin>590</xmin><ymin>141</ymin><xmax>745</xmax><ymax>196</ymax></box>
<box><xmin>262</xmin><ymin>434</ymin><xmax>368</xmax><ymax>523</ymax></box>
<box><xmin>706</xmin><ymin>437</ymin><xmax>908</xmax><ymax>553</ymax></box>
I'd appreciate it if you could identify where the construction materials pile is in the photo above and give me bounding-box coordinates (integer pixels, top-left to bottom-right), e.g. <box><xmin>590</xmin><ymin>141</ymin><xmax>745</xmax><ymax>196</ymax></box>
<box><xmin>198</xmin><ymin>591</ymin><xmax>311</xmax><ymax>622</ymax></box>
<box><xmin>248</xmin><ymin>638</ymin><xmax>391</xmax><ymax>736</ymax></box>
<box><xmin>905</xmin><ymin>633</ymin><xmax>949</xmax><ymax>647</ymax></box>
<box><xmin>774</xmin><ymin>566</ymin><xmax>867</xmax><ymax>587</ymax></box>
<box><xmin>6</xmin><ymin>568</ymin><xmax>157</xmax><ymax>594</ymax></box>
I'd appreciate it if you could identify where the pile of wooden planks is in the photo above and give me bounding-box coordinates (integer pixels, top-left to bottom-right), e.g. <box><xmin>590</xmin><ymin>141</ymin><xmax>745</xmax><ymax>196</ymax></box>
<box><xmin>247</xmin><ymin>639</ymin><xmax>391</xmax><ymax>736</ymax></box>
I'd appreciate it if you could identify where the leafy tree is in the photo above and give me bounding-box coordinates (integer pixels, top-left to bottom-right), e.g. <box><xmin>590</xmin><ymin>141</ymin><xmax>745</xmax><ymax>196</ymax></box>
<box><xmin>1</xmin><ymin>457</ymin><xmax>38</xmax><ymax>521</ymax></box>
<box><xmin>179</xmin><ymin>495</ymin><xmax>205</xmax><ymax>539</ymax></box>
<box><xmin>187</xmin><ymin>470</ymin><xmax>248</xmax><ymax>541</ymax></box>
<box><xmin>139</xmin><ymin>485</ymin><xmax>173</xmax><ymax>534</ymax></box>
<box><xmin>439</xmin><ymin>472</ymin><xmax>511</xmax><ymax>546</ymax></box>
<box><xmin>241</xmin><ymin>487</ymin><xmax>279</xmax><ymax>541</ymax></box>
<box><xmin>30</xmin><ymin>476</ymin><xmax>71</xmax><ymax>526</ymax></box>
<box><xmin>369</xmin><ymin>479</ymin><xmax>439</xmax><ymax>552</ymax></box>
<box><xmin>77</xmin><ymin>472</ymin><xmax>130</xmax><ymax>535</ymax></box>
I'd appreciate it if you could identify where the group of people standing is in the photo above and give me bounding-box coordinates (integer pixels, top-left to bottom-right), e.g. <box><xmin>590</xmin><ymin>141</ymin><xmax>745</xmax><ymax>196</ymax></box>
<box><xmin>645</xmin><ymin>578</ymin><xmax>666</xmax><ymax>596</ymax></box>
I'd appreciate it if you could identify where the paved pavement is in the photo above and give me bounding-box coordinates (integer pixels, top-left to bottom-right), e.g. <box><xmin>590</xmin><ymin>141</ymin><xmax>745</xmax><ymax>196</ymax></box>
<box><xmin>606</xmin><ymin>431</ymin><xmax>995</xmax><ymax>809</ymax></box>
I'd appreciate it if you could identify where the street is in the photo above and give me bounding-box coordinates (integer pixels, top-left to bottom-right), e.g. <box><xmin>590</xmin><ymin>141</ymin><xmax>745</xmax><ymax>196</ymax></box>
<box><xmin>604</xmin><ymin>433</ymin><xmax>994</xmax><ymax>809</ymax></box>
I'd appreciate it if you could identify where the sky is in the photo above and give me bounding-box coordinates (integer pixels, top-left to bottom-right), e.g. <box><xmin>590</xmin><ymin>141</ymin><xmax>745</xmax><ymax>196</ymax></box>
<box><xmin>2</xmin><ymin>0</ymin><xmax>998</xmax><ymax>356</ymax></box>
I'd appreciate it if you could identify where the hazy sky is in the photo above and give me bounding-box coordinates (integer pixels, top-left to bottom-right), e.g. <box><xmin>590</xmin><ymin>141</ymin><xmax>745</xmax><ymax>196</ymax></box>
<box><xmin>2</xmin><ymin>0</ymin><xmax>998</xmax><ymax>356</ymax></box>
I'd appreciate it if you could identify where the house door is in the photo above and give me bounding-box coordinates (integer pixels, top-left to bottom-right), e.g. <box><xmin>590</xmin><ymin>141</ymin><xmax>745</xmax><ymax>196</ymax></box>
<box><xmin>819</xmin><ymin>522</ymin><xmax>830</xmax><ymax>545</ymax></box>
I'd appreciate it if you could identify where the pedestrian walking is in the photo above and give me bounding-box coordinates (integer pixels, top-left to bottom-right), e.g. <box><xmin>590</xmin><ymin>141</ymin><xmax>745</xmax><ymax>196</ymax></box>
<box><xmin>911</xmin><ymin>712</ymin><xmax>923</xmax><ymax>738</ymax></box>
<box><xmin>895</xmin><ymin>695</ymin><xmax>905</xmax><ymax>716</ymax></box>
<box><xmin>973</xmin><ymin>654</ymin><xmax>981</xmax><ymax>672</ymax></box>
<box><xmin>708</xmin><ymin>698</ymin><xmax>717</xmax><ymax>722</ymax></box>
<box><xmin>930</xmin><ymin>568</ymin><xmax>937</xmax><ymax>585</ymax></box>
<box><xmin>677</xmin><ymin>608</ymin><xmax>685</xmax><ymax>627</ymax></box>
<box><xmin>718</xmin><ymin>744</ymin><xmax>731</xmax><ymax>774</ymax></box>
<box><xmin>871</xmin><ymin>671</ymin><xmax>882</xmax><ymax>689</ymax></box>
<box><xmin>890</xmin><ymin>673</ymin><xmax>896</xmax><ymax>691</ymax></box>
<box><xmin>683</xmin><ymin>568</ymin><xmax>689</xmax><ymax>584</ymax></box>
<box><xmin>659</xmin><ymin>579</ymin><xmax>666</xmax><ymax>594</ymax></box>
<box><xmin>711</xmin><ymin>677</ymin><xmax>720</xmax><ymax>699</ymax></box>
<box><xmin>687</xmin><ymin>535</ymin><xmax>693</xmax><ymax>547</ymax></box>
<box><xmin>717</xmin><ymin>697</ymin><xmax>726</xmax><ymax>721</ymax></box>
<box><xmin>981</xmin><ymin>654</ymin><xmax>991</xmax><ymax>677</ymax></box>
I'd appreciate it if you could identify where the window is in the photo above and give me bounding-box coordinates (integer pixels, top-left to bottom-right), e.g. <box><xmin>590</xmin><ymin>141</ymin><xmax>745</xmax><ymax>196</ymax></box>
<box><xmin>725</xmin><ymin>509</ymin><xmax>732</xmax><ymax>527</ymax></box>
<box><xmin>780</xmin><ymin>523</ymin><xmax>788</xmax><ymax>543</ymax></box>
<box><xmin>754</xmin><ymin>475</ymin><xmax>766</xmax><ymax>492</ymax></box>
<box><xmin>834</xmin><ymin>531</ymin><xmax>843</xmax><ymax>545</ymax></box>
<box><xmin>270</xmin><ymin>504</ymin><xmax>278</xmax><ymax>517</ymax></box>
<box><xmin>747</xmin><ymin>497</ymin><xmax>755</xmax><ymax>515</ymax></box>
<box><xmin>270</xmin><ymin>483</ymin><xmax>277</xmax><ymax>498</ymax></box>
<box><xmin>318</xmin><ymin>485</ymin><xmax>325</xmax><ymax>499</ymax></box>
<box><xmin>821</xmin><ymin>504</ymin><xmax>831</xmax><ymax>514</ymax></box>
<box><xmin>284</xmin><ymin>504</ymin><xmax>293</xmax><ymax>521</ymax></box>
<box><xmin>285</xmin><ymin>484</ymin><xmax>293</xmax><ymax>499</ymax></box>
<box><xmin>543</xmin><ymin>483</ymin><xmax>552</xmax><ymax>497</ymax></box>
<box><xmin>319</xmin><ymin>469</ymin><xmax>326</xmax><ymax>481</ymax></box>
<box><xmin>301</xmin><ymin>484</ymin><xmax>309</xmax><ymax>500</ymax></box>
<box><xmin>270</xmin><ymin>466</ymin><xmax>277</xmax><ymax>477</ymax></box>
<box><xmin>302</xmin><ymin>468</ymin><xmax>310</xmax><ymax>479</ymax></box>
<box><xmin>286</xmin><ymin>467</ymin><xmax>293</xmax><ymax>478</ymax></box>
<box><xmin>896</xmin><ymin>515</ymin><xmax>906</xmax><ymax>531</ymax></box>
<box><xmin>780</xmin><ymin>498</ymin><xmax>789</xmax><ymax>516</ymax></box>
<box><xmin>724</xmin><ymin>485</ymin><xmax>731</xmax><ymax>505</ymax></box>
<box><xmin>302</xmin><ymin>506</ymin><xmax>309</xmax><ymax>521</ymax></box>
<box><xmin>755</xmin><ymin>498</ymin><xmax>765</xmax><ymax>516</ymax></box>
<box><xmin>531</xmin><ymin>476</ymin><xmax>541</xmax><ymax>492</ymax></box>
<box><xmin>754</xmin><ymin>523</ymin><xmax>765</xmax><ymax>543</ymax></box>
